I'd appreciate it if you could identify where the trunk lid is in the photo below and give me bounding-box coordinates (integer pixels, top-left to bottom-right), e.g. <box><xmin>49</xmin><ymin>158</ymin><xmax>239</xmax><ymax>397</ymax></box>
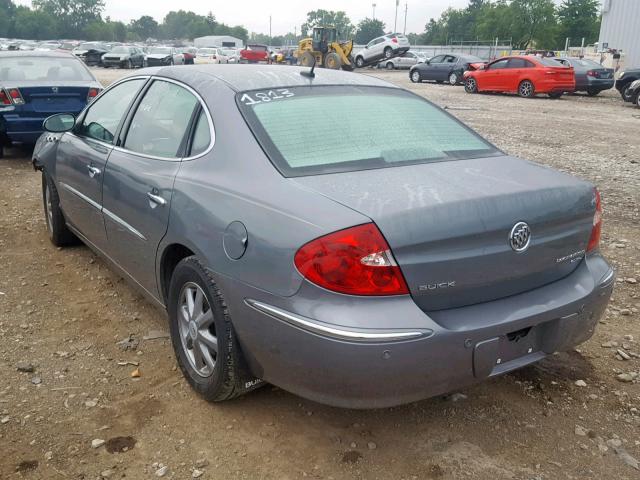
<box><xmin>6</xmin><ymin>83</ymin><xmax>91</xmax><ymax>113</ymax></box>
<box><xmin>548</xmin><ymin>66</ymin><xmax>575</xmax><ymax>83</ymax></box>
<box><xmin>293</xmin><ymin>155</ymin><xmax>595</xmax><ymax>311</ymax></box>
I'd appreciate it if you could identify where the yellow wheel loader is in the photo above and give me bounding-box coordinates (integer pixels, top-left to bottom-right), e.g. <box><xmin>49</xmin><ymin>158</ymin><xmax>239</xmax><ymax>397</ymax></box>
<box><xmin>295</xmin><ymin>26</ymin><xmax>354</xmax><ymax>71</ymax></box>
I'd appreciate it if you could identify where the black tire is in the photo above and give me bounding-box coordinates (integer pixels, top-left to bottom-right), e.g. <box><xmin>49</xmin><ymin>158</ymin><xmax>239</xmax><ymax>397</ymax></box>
<box><xmin>383</xmin><ymin>47</ymin><xmax>393</xmax><ymax>59</ymax></box>
<box><xmin>300</xmin><ymin>51</ymin><xmax>315</xmax><ymax>67</ymax></box>
<box><xmin>448</xmin><ymin>71</ymin><xmax>459</xmax><ymax>85</ymax></box>
<box><xmin>635</xmin><ymin>93</ymin><xmax>640</xmax><ymax>108</ymax></box>
<box><xmin>586</xmin><ymin>89</ymin><xmax>599</xmax><ymax>97</ymax></box>
<box><xmin>621</xmin><ymin>85</ymin><xmax>634</xmax><ymax>102</ymax></box>
<box><xmin>41</xmin><ymin>171</ymin><xmax>77</xmax><ymax>247</ymax></box>
<box><xmin>548</xmin><ymin>92</ymin><xmax>563</xmax><ymax>99</ymax></box>
<box><xmin>518</xmin><ymin>80</ymin><xmax>535</xmax><ymax>98</ymax></box>
<box><xmin>168</xmin><ymin>257</ymin><xmax>247</xmax><ymax>402</ymax></box>
<box><xmin>355</xmin><ymin>56</ymin><xmax>365</xmax><ymax>68</ymax></box>
<box><xmin>465</xmin><ymin>77</ymin><xmax>478</xmax><ymax>93</ymax></box>
<box><xmin>410</xmin><ymin>69</ymin><xmax>421</xmax><ymax>83</ymax></box>
<box><xmin>324</xmin><ymin>52</ymin><xmax>341</xmax><ymax>70</ymax></box>
<box><xmin>386</xmin><ymin>61</ymin><xmax>394</xmax><ymax>70</ymax></box>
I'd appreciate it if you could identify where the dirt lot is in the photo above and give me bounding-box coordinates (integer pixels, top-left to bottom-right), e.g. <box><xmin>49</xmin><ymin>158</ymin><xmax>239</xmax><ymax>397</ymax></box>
<box><xmin>1</xmin><ymin>66</ymin><xmax>639</xmax><ymax>480</ymax></box>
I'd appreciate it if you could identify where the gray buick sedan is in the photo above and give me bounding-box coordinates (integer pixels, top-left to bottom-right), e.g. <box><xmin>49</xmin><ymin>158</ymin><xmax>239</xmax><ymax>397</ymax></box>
<box><xmin>32</xmin><ymin>65</ymin><xmax>614</xmax><ymax>408</ymax></box>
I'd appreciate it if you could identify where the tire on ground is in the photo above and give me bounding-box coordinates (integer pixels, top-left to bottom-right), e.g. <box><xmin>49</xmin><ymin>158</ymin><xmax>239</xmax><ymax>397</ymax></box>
<box><xmin>41</xmin><ymin>170</ymin><xmax>77</xmax><ymax>247</ymax></box>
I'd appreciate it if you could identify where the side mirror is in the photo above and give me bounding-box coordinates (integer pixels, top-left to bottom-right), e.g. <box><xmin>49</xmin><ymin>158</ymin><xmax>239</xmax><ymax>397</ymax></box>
<box><xmin>43</xmin><ymin>113</ymin><xmax>75</xmax><ymax>133</ymax></box>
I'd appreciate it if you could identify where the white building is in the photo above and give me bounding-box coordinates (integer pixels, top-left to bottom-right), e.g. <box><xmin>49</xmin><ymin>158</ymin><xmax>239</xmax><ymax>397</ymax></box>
<box><xmin>598</xmin><ymin>0</ymin><xmax>640</xmax><ymax>66</ymax></box>
<box><xmin>194</xmin><ymin>36</ymin><xmax>244</xmax><ymax>49</ymax></box>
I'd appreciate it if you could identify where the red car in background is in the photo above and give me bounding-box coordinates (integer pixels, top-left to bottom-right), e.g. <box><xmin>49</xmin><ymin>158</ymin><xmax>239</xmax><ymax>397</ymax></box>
<box><xmin>240</xmin><ymin>44</ymin><xmax>269</xmax><ymax>64</ymax></box>
<box><xmin>463</xmin><ymin>56</ymin><xmax>575</xmax><ymax>98</ymax></box>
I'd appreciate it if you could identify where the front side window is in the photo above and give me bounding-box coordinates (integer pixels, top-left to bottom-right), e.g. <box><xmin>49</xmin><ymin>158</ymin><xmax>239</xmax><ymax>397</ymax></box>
<box><xmin>237</xmin><ymin>86</ymin><xmax>498</xmax><ymax>177</ymax></box>
<box><xmin>430</xmin><ymin>55</ymin><xmax>445</xmax><ymax>64</ymax></box>
<box><xmin>124</xmin><ymin>80</ymin><xmax>198</xmax><ymax>158</ymax></box>
<box><xmin>77</xmin><ymin>79</ymin><xmax>145</xmax><ymax>143</ymax></box>
<box><xmin>489</xmin><ymin>59</ymin><xmax>510</xmax><ymax>69</ymax></box>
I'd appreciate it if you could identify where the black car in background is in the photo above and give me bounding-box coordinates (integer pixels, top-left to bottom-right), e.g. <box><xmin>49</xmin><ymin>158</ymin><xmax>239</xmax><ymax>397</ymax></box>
<box><xmin>553</xmin><ymin>57</ymin><xmax>614</xmax><ymax>96</ymax></box>
<box><xmin>72</xmin><ymin>42</ymin><xmax>109</xmax><ymax>66</ymax></box>
<box><xmin>623</xmin><ymin>79</ymin><xmax>640</xmax><ymax>108</ymax></box>
<box><xmin>101</xmin><ymin>46</ymin><xmax>146</xmax><ymax>69</ymax></box>
<box><xmin>410</xmin><ymin>53</ymin><xmax>483</xmax><ymax>85</ymax></box>
<box><xmin>616</xmin><ymin>67</ymin><xmax>640</xmax><ymax>101</ymax></box>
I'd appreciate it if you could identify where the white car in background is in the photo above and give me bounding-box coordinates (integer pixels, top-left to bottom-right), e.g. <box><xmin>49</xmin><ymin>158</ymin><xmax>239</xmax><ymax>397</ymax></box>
<box><xmin>378</xmin><ymin>51</ymin><xmax>426</xmax><ymax>70</ymax></box>
<box><xmin>354</xmin><ymin>33</ymin><xmax>410</xmax><ymax>68</ymax></box>
<box><xmin>221</xmin><ymin>48</ymin><xmax>239</xmax><ymax>63</ymax></box>
<box><xmin>195</xmin><ymin>48</ymin><xmax>229</xmax><ymax>64</ymax></box>
<box><xmin>145</xmin><ymin>46</ymin><xmax>185</xmax><ymax>67</ymax></box>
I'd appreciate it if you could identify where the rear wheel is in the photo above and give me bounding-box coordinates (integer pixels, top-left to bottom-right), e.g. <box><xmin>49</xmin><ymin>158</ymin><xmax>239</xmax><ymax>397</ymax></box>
<box><xmin>324</xmin><ymin>52</ymin><xmax>341</xmax><ymax>70</ymax></box>
<box><xmin>448</xmin><ymin>72</ymin><xmax>459</xmax><ymax>85</ymax></box>
<box><xmin>126</xmin><ymin>59</ymin><xmax>133</xmax><ymax>69</ymax></box>
<box><xmin>518</xmin><ymin>80</ymin><xmax>535</xmax><ymax>98</ymax></box>
<box><xmin>300</xmin><ymin>51</ymin><xmax>315</xmax><ymax>67</ymax></box>
<box><xmin>465</xmin><ymin>77</ymin><xmax>478</xmax><ymax>93</ymax></box>
<box><xmin>168</xmin><ymin>257</ymin><xmax>247</xmax><ymax>402</ymax></box>
<box><xmin>410</xmin><ymin>70</ymin><xmax>421</xmax><ymax>83</ymax></box>
<box><xmin>586</xmin><ymin>89</ymin><xmax>599</xmax><ymax>97</ymax></box>
<box><xmin>383</xmin><ymin>47</ymin><xmax>393</xmax><ymax>59</ymax></box>
<box><xmin>355</xmin><ymin>56</ymin><xmax>365</xmax><ymax>68</ymax></box>
<box><xmin>621</xmin><ymin>86</ymin><xmax>634</xmax><ymax>102</ymax></box>
<box><xmin>386</xmin><ymin>61</ymin><xmax>394</xmax><ymax>70</ymax></box>
<box><xmin>41</xmin><ymin>171</ymin><xmax>77</xmax><ymax>247</ymax></box>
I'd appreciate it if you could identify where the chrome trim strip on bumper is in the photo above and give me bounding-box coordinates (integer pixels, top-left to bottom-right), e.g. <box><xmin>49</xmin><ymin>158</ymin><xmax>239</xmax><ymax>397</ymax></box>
<box><xmin>245</xmin><ymin>299</ymin><xmax>430</xmax><ymax>342</ymax></box>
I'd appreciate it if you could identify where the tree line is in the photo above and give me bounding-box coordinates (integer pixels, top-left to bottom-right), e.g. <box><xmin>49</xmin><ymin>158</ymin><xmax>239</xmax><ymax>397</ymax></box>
<box><xmin>0</xmin><ymin>0</ymin><xmax>248</xmax><ymax>42</ymax></box>
<box><xmin>0</xmin><ymin>0</ymin><xmax>600</xmax><ymax>49</ymax></box>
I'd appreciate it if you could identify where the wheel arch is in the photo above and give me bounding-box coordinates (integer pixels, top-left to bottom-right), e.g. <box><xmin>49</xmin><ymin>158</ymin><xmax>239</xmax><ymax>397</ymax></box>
<box><xmin>159</xmin><ymin>243</ymin><xmax>196</xmax><ymax>303</ymax></box>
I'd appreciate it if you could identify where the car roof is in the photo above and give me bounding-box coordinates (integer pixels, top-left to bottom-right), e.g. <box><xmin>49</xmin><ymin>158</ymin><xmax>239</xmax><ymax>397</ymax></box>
<box><xmin>0</xmin><ymin>50</ymin><xmax>76</xmax><ymax>58</ymax></box>
<box><xmin>138</xmin><ymin>64</ymin><xmax>399</xmax><ymax>92</ymax></box>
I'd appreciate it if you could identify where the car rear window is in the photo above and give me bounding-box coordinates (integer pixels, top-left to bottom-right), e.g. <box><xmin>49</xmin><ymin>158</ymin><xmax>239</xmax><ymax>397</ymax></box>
<box><xmin>237</xmin><ymin>86</ymin><xmax>498</xmax><ymax>177</ymax></box>
<box><xmin>0</xmin><ymin>57</ymin><xmax>94</xmax><ymax>81</ymax></box>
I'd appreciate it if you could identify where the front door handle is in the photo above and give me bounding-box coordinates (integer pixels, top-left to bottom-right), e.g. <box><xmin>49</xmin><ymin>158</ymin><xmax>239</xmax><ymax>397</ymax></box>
<box><xmin>87</xmin><ymin>165</ymin><xmax>101</xmax><ymax>178</ymax></box>
<box><xmin>147</xmin><ymin>191</ymin><xmax>167</xmax><ymax>207</ymax></box>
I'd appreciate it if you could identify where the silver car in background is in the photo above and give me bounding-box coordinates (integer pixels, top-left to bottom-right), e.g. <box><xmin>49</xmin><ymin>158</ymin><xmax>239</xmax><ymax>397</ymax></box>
<box><xmin>33</xmin><ymin>65</ymin><xmax>613</xmax><ymax>409</ymax></box>
<box><xmin>379</xmin><ymin>51</ymin><xmax>426</xmax><ymax>70</ymax></box>
<box><xmin>354</xmin><ymin>33</ymin><xmax>410</xmax><ymax>68</ymax></box>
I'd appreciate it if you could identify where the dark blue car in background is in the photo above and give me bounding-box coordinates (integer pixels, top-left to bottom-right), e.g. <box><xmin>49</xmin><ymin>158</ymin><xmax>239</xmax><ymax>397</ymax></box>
<box><xmin>0</xmin><ymin>51</ymin><xmax>101</xmax><ymax>154</ymax></box>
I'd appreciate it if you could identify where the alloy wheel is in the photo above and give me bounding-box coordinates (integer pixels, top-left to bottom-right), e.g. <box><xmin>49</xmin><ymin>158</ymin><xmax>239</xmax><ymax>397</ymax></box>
<box><xmin>519</xmin><ymin>81</ymin><xmax>533</xmax><ymax>97</ymax></box>
<box><xmin>465</xmin><ymin>78</ymin><xmax>477</xmax><ymax>93</ymax></box>
<box><xmin>44</xmin><ymin>183</ymin><xmax>53</xmax><ymax>235</ymax></box>
<box><xmin>449</xmin><ymin>72</ymin><xmax>458</xmax><ymax>85</ymax></box>
<box><xmin>177</xmin><ymin>282</ymin><xmax>217</xmax><ymax>378</ymax></box>
<box><xmin>411</xmin><ymin>71</ymin><xmax>420</xmax><ymax>83</ymax></box>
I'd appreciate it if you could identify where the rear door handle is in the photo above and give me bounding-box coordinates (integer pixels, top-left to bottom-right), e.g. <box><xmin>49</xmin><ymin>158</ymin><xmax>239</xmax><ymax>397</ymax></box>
<box><xmin>147</xmin><ymin>191</ymin><xmax>167</xmax><ymax>207</ymax></box>
<box><xmin>87</xmin><ymin>165</ymin><xmax>101</xmax><ymax>178</ymax></box>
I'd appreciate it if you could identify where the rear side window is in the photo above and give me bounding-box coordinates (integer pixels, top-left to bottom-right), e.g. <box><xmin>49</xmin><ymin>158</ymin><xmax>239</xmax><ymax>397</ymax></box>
<box><xmin>238</xmin><ymin>86</ymin><xmax>497</xmax><ymax>177</ymax></box>
<box><xmin>508</xmin><ymin>58</ymin><xmax>533</xmax><ymax>68</ymax></box>
<box><xmin>77</xmin><ymin>79</ymin><xmax>145</xmax><ymax>143</ymax></box>
<box><xmin>189</xmin><ymin>109</ymin><xmax>211</xmax><ymax>156</ymax></box>
<box><xmin>124</xmin><ymin>80</ymin><xmax>199</xmax><ymax>158</ymax></box>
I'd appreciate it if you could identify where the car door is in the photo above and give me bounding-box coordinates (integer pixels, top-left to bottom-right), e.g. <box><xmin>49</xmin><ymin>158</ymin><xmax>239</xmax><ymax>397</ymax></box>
<box><xmin>506</xmin><ymin>58</ymin><xmax>534</xmax><ymax>91</ymax></box>
<box><xmin>442</xmin><ymin>55</ymin><xmax>458</xmax><ymax>79</ymax></box>
<box><xmin>422</xmin><ymin>55</ymin><xmax>445</xmax><ymax>81</ymax></box>
<box><xmin>55</xmin><ymin>78</ymin><xmax>147</xmax><ymax>251</ymax></box>
<box><xmin>478</xmin><ymin>58</ymin><xmax>510</xmax><ymax>90</ymax></box>
<box><xmin>101</xmin><ymin>78</ymin><xmax>204</xmax><ymax>298</ymax></box>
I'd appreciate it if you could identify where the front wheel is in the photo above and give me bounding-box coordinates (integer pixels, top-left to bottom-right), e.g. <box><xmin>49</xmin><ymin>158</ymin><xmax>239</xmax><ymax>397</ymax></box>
<box><xmin>386</xmin><ymin>61</ymin><xmax>394</xmax><ymax>70</ymax></box>
<box><xmin>635</xmin><ymin>93</ymin><xmax>640</xmax><ymax>108</ymax></box>
<box><xmin>518</xmin><ymin>80</ymin><xmax>535</xmax><ymax>98</ymax></box>
<box><xmin>355</xmin><ymin>56</ymin><xmax>365</xmax><ymax>68</ymax></box>
<box><xmin>168</xmin><ymin>257</ymin><xmax>248</xmax><ymax>402</ymax></box>
<box><xmin>383</xmin><ymin>47</ymin><xmax>393</xmax><ymax>59</ymax></box>
<box><xmin>125</xmin><ymin>59</ymin><xmax>133</xmax><ymax>69</ymax></box>
<box><xmin>464</xmin><ymin>77</ymin><xmax>478</xmax><ymax>93</ymax></box>
<box><xmin>448</xmin><ymin>72</ymin><xmax>459</xmax><ymax>85</ymax></box>
<box><xmin>410</xmin><ymin>70</ymin><xmax>421</xmax><ymax>83</ymax></box>
<box><xmin>324</xmin><ymin>52</ymin><xmax>341</xmax><ymax>70</ymax></box>
<box><xmin>621</xmin><ymin>86</ymin><xmax>634</xmax><ymax>102</ymax></box>
<box><xmin>41</xmin><ymin>171</ymin><xmax>77</xmax><ymax>247</ymax></box>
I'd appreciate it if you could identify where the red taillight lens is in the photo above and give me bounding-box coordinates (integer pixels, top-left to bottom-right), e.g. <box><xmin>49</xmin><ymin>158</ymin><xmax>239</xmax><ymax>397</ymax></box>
<box><xmin>8</xmin><ymin>88</ymin><xmax>24</xmax><ymax>104</ymax></box>
<box><xmin>87</xmin><ymin>88</ymin><xmax>99</xmax><ymax>102</ymax></box>
<box><xmin>0</xmin><ymin>90</ymin><xmax>11</xmax><ymax>105</ymax></box>
<box><xmin>294</xmin><ymin>223</ymin><xmax>409</xmax><ymax>296</ymax></box>
<box><xmin>391</xmin><ymin>37</ymin><xmax>398</xmax><ymax>43</ymax></box>
<box><xmin>545</xmin><ymin>69</ymin><xmax>557</xmax><ymax>75</ymax></box>
<box><xmin>587</xmin><ymin>189</ymin><xmax>602</xmax><ymax>253</ymax></box>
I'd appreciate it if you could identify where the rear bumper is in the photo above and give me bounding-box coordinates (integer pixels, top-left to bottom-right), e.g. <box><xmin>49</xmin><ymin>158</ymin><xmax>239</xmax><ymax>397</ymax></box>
<box><xmin>219</xmin><ymin>253</ymin><xmax>613</xmax><ymax>408</ymax></box>
<box><xmin>579</xmin><ymin>78</ymin><xmax>614</xmax><ymax>91</ymax></box>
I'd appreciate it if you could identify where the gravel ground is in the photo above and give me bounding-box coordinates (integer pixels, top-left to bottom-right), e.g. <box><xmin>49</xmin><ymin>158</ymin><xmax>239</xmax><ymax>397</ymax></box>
<box><xmin>0</xmin><ymin>67</ymin><xmax>639</xmax><ymax>479</ymax></box>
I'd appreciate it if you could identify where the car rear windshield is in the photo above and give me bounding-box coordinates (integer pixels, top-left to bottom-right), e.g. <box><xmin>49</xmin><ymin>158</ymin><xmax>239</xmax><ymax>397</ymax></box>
<box><xmin>237</xmin><ymin>86</ymin><xmax>499</xmax><ymax>177</ymax></box>
<box><xmin>0</xmin><ymin>57</ymin><xmax>94</xmax><ymax>82</ymax></box>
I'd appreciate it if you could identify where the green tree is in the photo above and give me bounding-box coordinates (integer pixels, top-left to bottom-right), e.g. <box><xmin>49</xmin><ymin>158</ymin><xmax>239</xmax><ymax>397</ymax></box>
<box><xmin>354</xmin><ymin>18</ymin><xmax>385</xmax><ymax>44</ymax></box>
<box><xmin>32</xmin><ymin>0</ymin><xmax>105</xmax><ymax>37</ymax></box>
<box><xmin>509</xmin><ymin>0</ymin><xmax>558</xmax><ymax>49</ymax></box>
<box><xmin>13</xmin><ymin>5</ymin><xmax>58</xmax><ymax>39</ymax></box>
<box><xmin>0</xmin><ymin>0</ymin><xmax>17</xmax><ymax>37</ymax></box>
<box><xmin>301</xmin><ymin>10</ymin><xmax>354</xmax><ymax>39</ymax></box>
<box><xmin>129</xmin><ymin>15</ymin><xmax>158</xmax><ymax>40</ymax></box>
<box><xmin>557</xmin><ymin>0</ymin><xmax>600</xmax><ymax>46</ymax></box>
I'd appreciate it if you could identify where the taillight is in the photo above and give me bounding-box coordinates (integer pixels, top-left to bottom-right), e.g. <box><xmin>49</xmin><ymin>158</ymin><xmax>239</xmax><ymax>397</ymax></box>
<box><xmin>587</xmin><ymin>189</ymin><xmax>602</xmax><ymax>253</ymax></box>
<box><xmin>294</xmin><ymin>223</ymin><xmax>409</xmax><ymax>296</ymax></box>
<box><xmin>8</xmin><ymin>88</ymin><xmax>24</xmax><ymax>105</ymax></box>
<box><xmin>545</xmin><ymin>69</ymin><xmax>557</xmax><ymax>75</ymax></box>
<box><xmin>0</xmin><ymin>89</ymin><xmax>11</xmax><ymax>106</ymax></box>
<box><xmin>391</xmin><ymin>37</ymin><xmax>398</xmax><ymax>44</ymax></box>
<box><xmin>87</xmin><ymin>88</ymin><xmax>100</xmax><ymax>102</ymax></box>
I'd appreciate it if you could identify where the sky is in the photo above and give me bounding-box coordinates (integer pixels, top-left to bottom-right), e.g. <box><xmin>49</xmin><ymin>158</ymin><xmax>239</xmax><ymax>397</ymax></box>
<box><xmin>14</xmin><ymin>0</ymin><xmax>475</xmax><ymax>35</ymax></box>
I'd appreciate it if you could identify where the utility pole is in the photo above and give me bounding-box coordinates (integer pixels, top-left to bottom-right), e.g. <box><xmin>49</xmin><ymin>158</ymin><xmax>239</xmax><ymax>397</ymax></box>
<box><xmin>269</xmin><ymin>15</ymin><xmax>272</xmax><ymax>46</ymax></box>
<box><xmin>403</xmin><ymin>2</ymin><xmax>408</xmax><ymax>35</ymax></box>
<box><xmin>372</xmin><ymin>3</ymin><xmax>376</xmax><ymax>19</ymax></box>
<box><xmin>394</xmin><ymin>0</ymin><xmax>399</xmax><ymax>33</ymax></box>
